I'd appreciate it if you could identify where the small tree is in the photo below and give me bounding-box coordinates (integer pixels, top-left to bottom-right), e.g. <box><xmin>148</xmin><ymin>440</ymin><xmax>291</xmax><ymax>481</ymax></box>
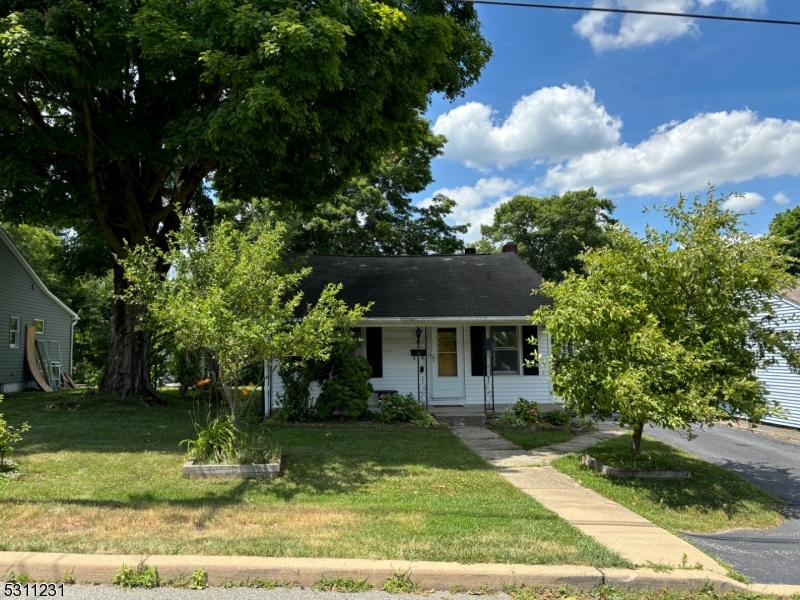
<box><xmin>120</xmin><ymin>218</ymin><xmax>368</xmax><ymax>427</ymax></box>
<box><xmin>532</xmin><ymin>191</ymin><xmax>800</xmax><ymax>459</ymax></box>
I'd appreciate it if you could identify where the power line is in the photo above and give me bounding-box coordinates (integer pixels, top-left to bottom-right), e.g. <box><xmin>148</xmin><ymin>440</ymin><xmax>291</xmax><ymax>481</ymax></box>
<box><xmin>453</xmin><ymin>1</ymin><xmax>800</xmax><ymax>26</ymax></box>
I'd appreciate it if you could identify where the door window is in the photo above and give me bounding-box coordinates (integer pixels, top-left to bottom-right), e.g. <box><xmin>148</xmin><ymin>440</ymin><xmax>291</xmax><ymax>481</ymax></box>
<box><xmin>437</xmin><ymin>328</ymin><xmax>458</xmax><ymax>377</ymax></box>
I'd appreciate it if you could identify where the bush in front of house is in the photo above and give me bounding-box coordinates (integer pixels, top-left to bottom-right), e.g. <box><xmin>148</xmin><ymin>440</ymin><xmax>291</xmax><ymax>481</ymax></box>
<box><xmin>543</xmin><ymin>409</ymin><xmax>571</xmax><ymax>427</ymax></box>
<box><xmin>315</xmin><ymin>354</ymin><xmax>374</xmax><ymax>420</ymax></box>
<box><xmin>0</xmin><ymin>394</ymin><xmax>30</xmax><ymax>475</ymax></box>
<box><xmin>513</xmin><ymin>398</ymin><xmax>542</xmax><ymax>424</ymax></box>
<box><xmin>379</xmin><ymin>393</ymin><xmax>439</xmax><ymax>427</ymax></box>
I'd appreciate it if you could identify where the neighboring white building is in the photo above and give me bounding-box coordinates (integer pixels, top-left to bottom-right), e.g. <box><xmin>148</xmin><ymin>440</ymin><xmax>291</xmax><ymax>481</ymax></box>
<box><xmin>267</xmin><ymin>245</ymin><xmax>556</xmax><ymax>414</ymax></box>
<box><xmin>755</xmin><ymin>287</ymin><xmax>800</xmax><ymax>430</ymax></box>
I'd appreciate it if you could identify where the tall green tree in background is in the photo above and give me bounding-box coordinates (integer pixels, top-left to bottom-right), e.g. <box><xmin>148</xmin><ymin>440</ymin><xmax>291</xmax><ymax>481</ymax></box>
<box><xmin>216</xmin><ymin>131</ymin><xmax>468</xmax><ymax>255</ymax></box>
<box><xmin>0</xmin><ymin>0</ymin><xmax>491</xmax><ymax>402</ymax></box>
<box><xmin>769</xmin><ymin>206</ymin><xmax>800</xmax><ymax>276</ymax></box>
<box><xmin>533</xmin><ymin>192</ymin><xmax>800</xmax><ymax>459</ymax></box>
<box><xmin>480</xmin><ymin>189</ymin><xmax>615</xmax><ymax>281</ymax></box>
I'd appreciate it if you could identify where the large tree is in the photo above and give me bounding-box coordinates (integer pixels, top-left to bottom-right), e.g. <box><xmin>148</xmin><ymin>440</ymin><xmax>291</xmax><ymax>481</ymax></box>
<box><xmin>532</xmin><ymin>192</ymin><xmax>800</xmax><ymax>459</ymax></box>
<box><xmin>0</xmin><ymin>0</ymin><xmax>491</xmax><ymax>401</ymax></box>
<box><xmin>480</xmin><ymin>189</ymin><xmax>615</xmax><ymax>281</ymax></box>
<box><xmin>769</xmin><ymin>206</ymin><xmax>800</xmax><ymax>276</ymax></box>
<box><xmin>217</xmin><ymin>130</ymin><xmax>469</xmax><ymax>255</ymax></box>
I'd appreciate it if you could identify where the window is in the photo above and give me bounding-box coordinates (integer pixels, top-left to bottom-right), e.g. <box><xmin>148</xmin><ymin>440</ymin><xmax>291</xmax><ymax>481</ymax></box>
<box><xmin>34</xmin><ymin>318</ymin><xmax>45</xmax><ymax>334</ymax></box>
<box><xmin>491</xmin><ymin>326</ymin><xmax>518</xmax><ymax>374</ymax></box>
<box><xmin>9</xmin><ymin>316</ymin><xmax>20</xmax><ymax>348</ymax></box>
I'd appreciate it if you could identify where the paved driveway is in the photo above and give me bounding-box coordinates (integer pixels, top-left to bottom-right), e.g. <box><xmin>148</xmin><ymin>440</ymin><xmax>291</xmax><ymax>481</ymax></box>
<box><xmin>646</xmin><ymin>425</ymin><xmax>800</xmax><ymax>585</ymax></box>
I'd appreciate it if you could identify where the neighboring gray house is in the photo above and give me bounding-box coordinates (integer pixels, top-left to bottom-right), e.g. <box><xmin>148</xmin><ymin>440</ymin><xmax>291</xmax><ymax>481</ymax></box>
<box><xmin>755</xmin><ymin>287</ymin><xmax>800</xmax><ymax>430</ymax></box>
<box><xmin>268</xmin><ymin>244</ymin><xmax>556</xmax><ymax>414</ymax></box>
<box><xmin>1</xmin><ymin>226</ymin><xmax>78</xmax><ymax>393</ymax></box>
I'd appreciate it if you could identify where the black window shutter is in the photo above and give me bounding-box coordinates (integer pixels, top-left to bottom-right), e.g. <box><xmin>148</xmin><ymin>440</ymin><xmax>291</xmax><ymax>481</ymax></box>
<box><xmin>365</xmin><ymin>327</ymin><xmax>383</xmax><ymax>378</ymax></box>
<box><xmin>522</xmin><ymin>325</ymin><xmax>539</xmax><ymax>376</ymax></box>
<box><xmin>470</xmin><ymin>326</ymin><xmax>486</xmax><ymax>376</ymax></box>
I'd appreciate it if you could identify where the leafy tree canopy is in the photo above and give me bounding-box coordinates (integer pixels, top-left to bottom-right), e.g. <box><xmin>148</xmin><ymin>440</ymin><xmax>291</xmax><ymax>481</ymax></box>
<box><xmin>768</xmin><ymin>206</ymin><xmax>800</xmax><ymax>276</ymax></box>
<box><xmin>532</xmin><ymin>191</ymin><xmax>800</xmax><ymax>458</ymax></box>
<box><xmin>0</xmin><ymin>0</ymin><xmax>491</xmax><ymax>399</ymax></box>
<box><xmin>480</xmin><ymin>189</ymin><xmax>615</xmax><ymax>281</ymax></box>
<box><xmin>216</xmin><ymin>131</ymin><xmax>468</xmax><ymax>255</ymax></box>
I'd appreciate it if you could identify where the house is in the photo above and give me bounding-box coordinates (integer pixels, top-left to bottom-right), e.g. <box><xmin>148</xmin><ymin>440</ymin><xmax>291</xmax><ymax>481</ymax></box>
<box><xmin>0</xmin><ymin>226</ymin><xmax>79</xmax><ymax>393</ymax></box>
<box><xmin>267</xmin><ymin>243</ymin><xmax>556</xmax><ymax>414</ymax></box>
<box><xmin>755</xmin><ymin>287</ymin><xmax>800</xmax><ymax>430</ymax></box>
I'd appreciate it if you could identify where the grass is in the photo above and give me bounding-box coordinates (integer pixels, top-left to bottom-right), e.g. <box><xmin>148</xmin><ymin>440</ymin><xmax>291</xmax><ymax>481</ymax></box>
<box><xmin>496</xmin><ymin>429</ymin><xmax>574</xmax><ymax>450</ymax></box>
<box><xmin>0</xmin><ymin>389</ymin><xmax>628</xmax><ymax>567</ymax></box>
<box><xmin>504</xmin><ymin>585</ymin><xmax>800</xmax><ymax>600</ymax></box>
<box><xmin>551</xmin><ymin>433</ymin><xmax>784</xmax><ymax>534</ymax></box>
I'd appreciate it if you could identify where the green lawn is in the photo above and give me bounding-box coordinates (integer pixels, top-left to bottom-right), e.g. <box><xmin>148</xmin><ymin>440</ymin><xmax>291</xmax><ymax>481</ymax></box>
<box><xmin>552</xmin><ymin>433</ymin><xmax>784</xmax><ymax>534</ymax></box>
<box><xmin>496</xmin><ymin>429</ymin><xmax>574</xmax><ymax>450</ymax></box>
<box><xmin>0</xmin><ymin>390</ymin><xmax>628</xmax><ymax>566</ymax></box>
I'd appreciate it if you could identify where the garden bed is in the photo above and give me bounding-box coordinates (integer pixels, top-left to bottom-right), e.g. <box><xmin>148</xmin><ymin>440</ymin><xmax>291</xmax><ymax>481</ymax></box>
<box><xmin>579</xmin><ymin>454</ymin><xmax>689</xmax><ymax>480</ymax></box>
<box><xmin>182</xmin><ymin>457</ymin><xmax>281</xmax><ymax>479</ymax></box>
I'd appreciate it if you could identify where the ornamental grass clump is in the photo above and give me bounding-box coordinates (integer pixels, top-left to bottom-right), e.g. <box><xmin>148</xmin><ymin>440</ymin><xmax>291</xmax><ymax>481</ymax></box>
<box><xmin>182</xmin><ymin>412</ymin><xmax>279</xmax><ymax>465</ymax></box>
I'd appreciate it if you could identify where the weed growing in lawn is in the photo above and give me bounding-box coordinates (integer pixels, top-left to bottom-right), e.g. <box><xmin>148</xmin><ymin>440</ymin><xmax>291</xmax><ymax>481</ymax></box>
<box><xmin>221</xmin><ymin>577</ymin><xmax>285</xmax><ymax>589</ymax></box>
<box><xmin>382</xmin><ymin>570</ymin><xmax>421</xmax><ymax>593</ymax></box>
<box><xmin>314</xmin><ymin>574</ymin><xmax>372</xmax><ymax>592</ymax></box>
<box><xmin>645</xmin><ymin>561</ymin><xmax>673</xmax><ymax>573</ymax></box>
<box><xmin>4</xmin><ymin>572</ymin><xmax>31</xmax><ymax>584</ymax></box>
<box><xmin>110</xmin><ymin>561</ymin><xmax>162</xmax><ymax>588</ymax></box>
<box><xmin>170</xmin><ymin>569</ymin><xmax>208</xmax><ymax>589</ymax></box>
<box><xmin>62</xmin><ymin>569</ymin><xmax>75</xmax><ymax>584</ymax></box>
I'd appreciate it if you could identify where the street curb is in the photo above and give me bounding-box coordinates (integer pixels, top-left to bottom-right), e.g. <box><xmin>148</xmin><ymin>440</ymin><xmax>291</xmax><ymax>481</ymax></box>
<box><xmin>3</xmin><ymin>552</ymin><xmax>798</xmax><ymax>594</ymax></box>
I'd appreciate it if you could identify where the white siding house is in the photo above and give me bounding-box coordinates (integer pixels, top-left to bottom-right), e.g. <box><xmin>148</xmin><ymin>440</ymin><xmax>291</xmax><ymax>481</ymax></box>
<box><xmin>268</xmin><ymin>247</ymin><xmax>556</xmax><ymax>414</ymax></box>
<box><xmin>755</xmin><ymin>288</ymin><xmax>800</xmax><ymax>430</ymax></box>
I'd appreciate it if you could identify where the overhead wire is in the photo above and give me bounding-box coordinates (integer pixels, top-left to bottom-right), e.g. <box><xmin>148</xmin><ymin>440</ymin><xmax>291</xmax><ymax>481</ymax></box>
<box><xmin>451</xmin><ymin>1</ymin><xmax>800</xmax><ymax>27</ymax></box>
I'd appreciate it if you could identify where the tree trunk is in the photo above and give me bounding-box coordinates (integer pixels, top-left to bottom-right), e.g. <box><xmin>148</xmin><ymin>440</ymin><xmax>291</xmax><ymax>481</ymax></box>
<box><xmin>100</xmin><ymin>265</ymin><xmax>164</xmax><ymax>405</ymax></box>
<box><xmin>630</xmin><ymin>423</ymin><xmax>645</xmax><ymax>460</ymax></box>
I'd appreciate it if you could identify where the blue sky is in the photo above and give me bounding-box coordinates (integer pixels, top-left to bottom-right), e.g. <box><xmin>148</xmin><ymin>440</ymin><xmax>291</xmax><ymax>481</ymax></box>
<box><xmin>416</xmin><ymin>0</ymin><xmax>800</xmax><ymax>241</ymax></box>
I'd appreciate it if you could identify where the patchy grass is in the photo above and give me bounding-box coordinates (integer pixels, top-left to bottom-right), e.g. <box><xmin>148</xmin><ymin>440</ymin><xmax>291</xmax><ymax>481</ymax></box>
<box><xmin>0</xmin><ymin>390</ymin><xmax>627</xmax><ymax>567</ymax></box>
<box><xmin>552</xmin><ymin>433</ymin><xmax>784</xmax><ymax>534</ymax></box>
<box><xmin>496</xmin><ymin>429</ymin><xmax>574</xmax><ymax>450</ymax></box>
<box><xmin>504</xmin><ymin>585</ymin><xmax>798</xmax><ymax>600</ymax></box>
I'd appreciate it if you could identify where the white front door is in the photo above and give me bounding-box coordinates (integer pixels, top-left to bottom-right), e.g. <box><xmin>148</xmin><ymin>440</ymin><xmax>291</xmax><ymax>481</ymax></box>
<box><xmin>432</xmin><ymin>327</ymin><xmax>466</xmax><ymax>404</ymax></box>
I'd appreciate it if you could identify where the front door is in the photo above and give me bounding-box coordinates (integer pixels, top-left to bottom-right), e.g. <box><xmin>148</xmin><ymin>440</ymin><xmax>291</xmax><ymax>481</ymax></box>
<box><xmin>432</xmin><ymin>327</ymin><xmax>466</xmax><ymax>404</ymax></box>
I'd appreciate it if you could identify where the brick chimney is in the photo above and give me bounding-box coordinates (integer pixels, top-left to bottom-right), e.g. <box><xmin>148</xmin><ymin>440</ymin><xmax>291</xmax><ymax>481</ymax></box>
<box><xmin>502</xmin><ymin>242</ymin><xmax>518</xmax><ymax>254</ymax></box>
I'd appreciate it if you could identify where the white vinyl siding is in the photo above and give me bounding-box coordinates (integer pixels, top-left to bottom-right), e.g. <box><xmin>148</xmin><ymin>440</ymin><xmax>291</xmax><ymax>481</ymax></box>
<box><xmin>755</xmin><ymin>297</ymin><xmax>800</xmax><ymax>429</ymax></box>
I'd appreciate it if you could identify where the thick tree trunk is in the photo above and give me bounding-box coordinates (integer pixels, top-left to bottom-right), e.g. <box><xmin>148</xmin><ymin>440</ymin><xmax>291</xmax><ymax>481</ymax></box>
<box><xmin>630</xmin><ymin>423</ymin><xmax>645</xmax><ymax>460</ymax></box>
<box><xmin>100</xmin><ymin>265</ymin><xmax>164</xmax><ymax>405</ymax></box>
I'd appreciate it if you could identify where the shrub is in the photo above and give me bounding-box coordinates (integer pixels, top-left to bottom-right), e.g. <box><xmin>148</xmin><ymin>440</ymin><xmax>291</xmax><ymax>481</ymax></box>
<box><xmin>512</xmin><ymin>398</ymin><xmax>542</xmax><ymax>425</ymax></box>
<box><xmin>0</xmin><ymin>395</ymin><xmax>30</xmax><ymax>470</ymax></box>
<box><xmin>277</xmin><ymin>362</ymin><xmax>316</xmax><ymax>422</ymax></box>
<box><xmin>491</xmin><ymin>411</ymin><xmax>527</xmax><ymax>427</ymax></box>
<box><xmin>315</xmin><ymin>355</ymin><xmax>374</xmax><ymax>420</ymax></box>
<box><xmin>544</xmin><ymin>410</ymin><xmax>571</xmax><ymax>427</ymax></box>
<box><xmin>379</xmin><ymin>393</ymin><xmax>438</xmax><ymax>427</ymax></box>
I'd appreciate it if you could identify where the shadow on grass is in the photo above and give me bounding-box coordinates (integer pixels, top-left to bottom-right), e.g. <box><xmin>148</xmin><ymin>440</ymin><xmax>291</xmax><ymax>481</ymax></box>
<box><xmin>577</xmin><ymin>435</ymin><xmax>784</xmax><ymax>524</ymax></box>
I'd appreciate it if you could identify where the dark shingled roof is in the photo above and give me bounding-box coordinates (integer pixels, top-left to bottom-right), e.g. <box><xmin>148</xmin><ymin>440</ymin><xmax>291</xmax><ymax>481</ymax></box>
<box><xmin>297</xmin><ymin>253</ymin><xmax>551</xmax><ymax>319</ymax></box>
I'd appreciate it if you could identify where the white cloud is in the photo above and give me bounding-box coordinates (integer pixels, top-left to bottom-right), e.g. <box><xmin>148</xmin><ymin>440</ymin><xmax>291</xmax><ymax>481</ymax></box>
<box><xmin>723</xmin><ymin>192</ymin><xmax>764</xmax><ymax>211</ymax></box>
<box><xmin>574</xmin><ymin>0</ymin><xmax>767</xmax><ymax>51</ymax></box>
<box><xmin>773</xmin><ymin>191</ymin><xmax>791</xmax><ymax>204</ymax></box>
<box><xmin>432</xmin><ymin>85</ymin><xmax>621</xmax><ymax>169</ymax></box>
<box><xmin>421</xmin><ymin>177</ymin><xmax>532</xmax><ymax>241</ymax></box>
<box><xmin>543</xmin><ymin>109</ymin><xmax>800</xmax><ymax>197</ymax></box>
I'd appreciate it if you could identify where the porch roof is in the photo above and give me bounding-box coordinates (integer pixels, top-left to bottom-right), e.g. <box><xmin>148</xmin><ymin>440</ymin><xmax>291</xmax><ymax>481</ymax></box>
<box><xmin>297</xmin><ymin>253</ymin><xmax>551</xmax><ymax>319</ymax></box>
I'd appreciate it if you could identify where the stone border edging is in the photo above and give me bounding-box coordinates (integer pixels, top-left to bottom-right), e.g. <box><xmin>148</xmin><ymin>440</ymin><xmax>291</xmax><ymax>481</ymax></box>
<box><xmin>580</xmin><ymin>454</ymin><xmax>691</xmax><ymax>480</ymax></box>
<box><xmin>182</xmin><ymin>457</ymin><xmax>281</xmax><ymax>479</ymax></box>
<box><xmin>2</xmin><ymin>552</ymin><xmax>794</xmax><ymax>594</ymax></box>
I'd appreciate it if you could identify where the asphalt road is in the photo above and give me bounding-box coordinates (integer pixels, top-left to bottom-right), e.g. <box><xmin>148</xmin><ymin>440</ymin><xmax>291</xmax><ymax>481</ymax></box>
<box><xmin>646</xmin><ymin>425</ymin><xmax>800</xmax><ymax>585</ymax></box>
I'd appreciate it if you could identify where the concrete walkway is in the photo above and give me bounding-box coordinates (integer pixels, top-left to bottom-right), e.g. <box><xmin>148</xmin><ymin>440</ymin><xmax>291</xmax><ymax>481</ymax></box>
<box><xmin>450</xmin><ymin>425</ymin><xmax>724</xmax><ymax>574</ymax></box>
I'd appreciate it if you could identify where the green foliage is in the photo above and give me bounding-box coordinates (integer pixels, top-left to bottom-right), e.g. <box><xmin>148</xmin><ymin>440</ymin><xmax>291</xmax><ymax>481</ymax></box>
<box><xmin>315</xmin><ymin>355</ymin><xmax>374</xmax><ymax>420</ymax></box>
<box><xmin>480</xmin><ymin>189</ymin><xmax>616</xmax><ymax>281</ymax></box>
<box><xmin>4</xmin><ymin>572</ymin><xmax>31</xmax><ymax>584</ymax></box>
<box><xmin>544</xmin><ymin>410</ymin><xmax>572</xmax><ymax>427</ymax></box>
<box><xmin>0</xmin><ymin>395</ymin><xmax>30</xmax><ymax>468</ymax></box>
<box><xmin>276</xmin><ymin>362</ymin><xmax>317</xmax><ymax>422</ymax></box>
<box><xmin>768</xmin><ymin>205</ymin><xmax>800</xmax><ymax>276</ymax></box>
<box><xmin>182</xmin><ymin>412</ymin><xmax>279</xmax><ymax>465</ymax></box>
<box><xmin>496</xmin><ymin>429</ymin><xmax>574</xmax><ymax>450</ymax></box>
<box><xmin>314</xmin><ymin>575</ymin><xmax>373</xmax><ymax>592</ymax></box>
<box><xmin>378</xmin><ymin>393</ymin><xmax>439</xmax><ymax>426</ymax></box>
<box><xmin>120</xmin><ymin>217</ymin><xmax>368</xmax><ymax>427</ymax></box>
<box><xmin>533</xmin><ymin>190</ymin><xmax>800</xmax><ymax>457</ymax></box>
<box><xmin>111</xmin><ymin>562</ymin><xmax>163</xmax><ymax>589</ymax></box>
<box><xmin>175</xmin><ymin>569</ymin><xmax>208</xmax><ymax>590</ymax></box>
<box><xmin>1</xmin><ymin>224</ymin><xmax>112</xmax><ymax>385</ymax></box>
<box><xmin>512</xmin><ymin>398</ymin><xmax>542</xmax><ymax>424</ymax></box>
<box><xmin>382</xmin><ymin>570</ymin><xmax>421</xmax><ymax>594</ymax></box>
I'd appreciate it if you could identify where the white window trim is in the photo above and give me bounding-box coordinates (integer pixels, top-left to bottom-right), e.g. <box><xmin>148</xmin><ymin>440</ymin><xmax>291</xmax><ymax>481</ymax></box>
<box><xmin>34</xmin><ymin>318</ymin><xmax>45</xmax><ymax>335</ymax></box>
<box><xmin>9</xmin><ymin>316</ymin><xmax>20</xmax><ymax>348</ymax></box>
<box><xmin>491</xmin><ymin>325</ymin><xmax>521</xmax><ymax>376</ymax></box>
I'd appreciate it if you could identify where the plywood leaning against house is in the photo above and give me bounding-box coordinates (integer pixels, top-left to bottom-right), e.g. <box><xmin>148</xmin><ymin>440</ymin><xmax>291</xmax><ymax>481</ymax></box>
<box><xmin>25</xmin><ymin>324</ymin><xmax>52</xmax><ymax>392</ymax></box>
